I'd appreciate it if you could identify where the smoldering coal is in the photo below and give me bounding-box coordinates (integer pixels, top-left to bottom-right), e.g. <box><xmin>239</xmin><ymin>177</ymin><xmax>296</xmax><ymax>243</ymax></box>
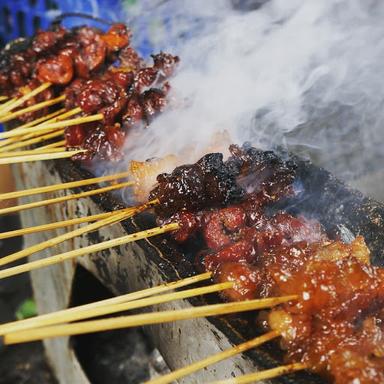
<box><xmin>124</xmin><ymin>0</ymin><xmax>384</xmax><ymax>187</ymax></box>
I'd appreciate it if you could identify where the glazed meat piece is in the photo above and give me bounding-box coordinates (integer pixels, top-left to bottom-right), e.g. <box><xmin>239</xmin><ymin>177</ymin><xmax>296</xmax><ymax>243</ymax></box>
<box><xmin>150</xmin><ymin>152</ymin><xmax>244</xmax><ymax>218</ymax></box>
<box><xmin>152</xmin><ymin>52</ymin><xmax>180</xmax><ymax>77</ymax></box>
<box><xmin>36</xmin><ymin>52</ymin><xmax>74</xmax><ymax>84</ymax></box>
<box><xmin>118</xmin><ymin>46</ymin><xmax>143</xmax><ymax>70</ymax></box>
<box><xmin>71</xmin><ymin>123</ymin><xmax>126</xmax><ymax>162</ymax></box>
<box><xmin>32</xmin><ymin>27</ymin><xmax>67</xmax><ymax>53</ymax></box>
<box><xmin>267</xmin><ymin>254</ymin><xmax>384</xmax><ymax>384</ymax></box>
<box><xmin>64</xmin><ymin>78</ymin><xmax>86</xmax><ymax>109</ymax></box>
<box><xmin>134</xmin><ymin>67</ymin><xmax>159</xmax><ymax>92</ymax></box>
<box><xmin>101</xmin><ymin>23</ymin><xmax>131</xmax><ymax>52</ymax></box>
<box><xmin>76</xmin><ymin>79</ymin><xmax>128</xmax><ymax>125</ymax></box>
<box><xmin>141</xmin><ymin>88</ymin><xmax>167</xmax><ymax>121</ymax></box>
<box><xmin>72</xmin><ymin>27</ymin><xmax>107</xmax><ymax>78</ymax></box>
<box><xmin>121</xmin><ymin>92</ymin><xmax>144</xmax><ymax>128</ymax></box>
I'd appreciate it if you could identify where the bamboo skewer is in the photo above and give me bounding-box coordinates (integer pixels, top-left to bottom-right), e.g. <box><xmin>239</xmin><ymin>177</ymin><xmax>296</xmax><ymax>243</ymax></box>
<box><xmin>39</xmin><ymin>139</ymin><xmax>66</xmax><ymax>149</ymax></box>
<box><xmin>211</xmin><ymin>363</ymin><xmax>307</xmax><ymax>384</ymax></box>
<box><xmin>0</xmin><ymin>107</ymin><xmax>82</xmax><ymax>150</ymax></box>
<box><xmin>0</xmin><ymin>98</ymin><xmax>17</xmax><ymax>114</ymax></box>
<box><xmin>6</xmin><ymin>108</ymin><xmax>66</xmax><ymax>132</ymax></box>
<box><xmin>0</xmin><ymin>96</ymin><xmax>9</xmax><ymax>102</ymax></box>
<box><xmin>0</xmin><ymin>149</ymin><xmax>86</xmax><ymax>165</ymax></box>
<box><xmin>0</xmin><ymin>272</ymin><xmax>212</xmax><ymax>335</ymax></box>
<box><xmin>0</xmin><ymin>208</ymin><xmax>132</xmax><ymax>240</ymax></box>
<box><xmin>0</xmin><ymin>282</ymin><xmax>233</xmax><ymax>336</ymax></box>
<box><xmin>0</xmin><ymin>171</ymin><xmax>131</xmax><ymax>200</ymax></box>
<box><xmin>0</xmin><ymin>82</ymin><xmax>51</xmax><ymax>115</ymax></box>
<box><xmin>0</xmin><ymin>222</ymin><xmax>180</xmax><ymax>279</ymax></box>
<box><xmin>0</xmin><ymin>95</ymin><xmax>65</xmax><ymax>123</ymax></box>
<box><xmin>0</xmin><ymin>200</ymin><xmax>157</xmax><ymax>266</ymax></box>
<box><xmin>0</xmin><ymin>107</ymin><xmax>65</xmax><ymax>150</ymax></box>
<box><xmin>0</xmin><ymin>180</ymin><xmax>134</xmax><ymax>216</ymax></box>
<box><xmin>146</xmin><ymin>331</ymin><xmax>280</xmax><ymax>384</ymax></box>
<box><xmin>0</xmin><ymin>113</ymin><xmax>103</xmax><ymax>139</ymax></box>
<box><xmin>0</xmin><ymin>129</ymin><xmax>65</xmax><ymax>153</ymax></box>
<box><xmin>0</xmin><ymin>147</ymin><xmax>67</xmax><ymax>158</ymax></box>
<box><xmin>1</xmin><ymin>295</ymin><xmax>297</xmax><ymax>344</ymax></box>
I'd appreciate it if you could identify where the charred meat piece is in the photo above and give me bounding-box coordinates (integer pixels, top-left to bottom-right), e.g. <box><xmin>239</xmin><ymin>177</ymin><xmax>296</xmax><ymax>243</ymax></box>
<box><xmin>150</xmin><ymin>152</ymin><xmax>245</xmax><ymax>218</ymax></box>
<box><xmin>150</xmin><ymin>145</ymin><xmax>297</xmax><ymax>219</ymax></box>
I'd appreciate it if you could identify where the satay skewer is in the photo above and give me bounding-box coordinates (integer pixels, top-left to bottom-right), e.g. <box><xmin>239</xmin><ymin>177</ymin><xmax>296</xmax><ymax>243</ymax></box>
<box><xmin>0</xmin><ymin>113</ymin><xmax>103</xmax><ymax>139</ymax></box>
<box><xmin>0</xmin><ymin>222</ymin><xmax>180</xmax><ymax>279</ymax></box>
<box><xmin>0</xmin><ymin>171</ymin><xmax>131</xmax><ymax>200</ymax></box>
<box><xmin>210</xmin><ymin>363</ymin><xmax>307</xmax><ymax>384</ymax></box>
<box><xmin>0</xmin><ymin>208</ymin><xmax>133</xmax><ymax>240</ymax></box>
<box><xmin>39</xmin><ymin>139</ymin><xmax>66</xmax><ymax>149</ymax></box>
<box><xmin>0</xmin><ymin>108</ymin><xmax>66</xmax><ymax>149</ymax></box>
<box><xmin>0</xmin><ymin>149</ymin><xmax>86</xmax><ymax>165</ymax></box>
<box><xmin>0</xmin><ymin>180</ymin><xmax>134</xmax><ymax>216</ymax></box>
<box><xmin>0</xmin><ymin>272</ymin><xmax>213</xmax><ymax>334</ymax></box>
<box><xmin>146</xmin><ymin>331</ymin><xmax>280</xmax><ymax>384</ymax></box>
<box><xmin>0</xmin><ymin>147</ymin><xmax>68</xmax><ymax>158</ymax></box>
<box><xmin>0</xmin><ymin>82</ymin><xmax>51</xmax><ymax>116</ymax></box>
<box><xmin>0</xmin><ymin>95</ymin><xmax>65</xmax><ymax>123</ymax></box>
<box><xmin>1</xmin><ymin>295</ymin><xmax>297</xmax><ymax>345</ymax></box>
<box><xmin>0</xmin><ymin>282</ymin><xmax>233</xmax><ymax>335</ymax></box>
<box><xmin>0</xmin><ymin>199</ymin><xmax>158</xmax><ymax>266</ymax></box>
<box><xmin>0</xmin><ymin>129</ymin><xmax>65</xmax><ymax>153</ymax></box>
<box><xmin>0</xmin><ymin>98</ymin><xmax>17</xmax><ymax>114</ymax></box>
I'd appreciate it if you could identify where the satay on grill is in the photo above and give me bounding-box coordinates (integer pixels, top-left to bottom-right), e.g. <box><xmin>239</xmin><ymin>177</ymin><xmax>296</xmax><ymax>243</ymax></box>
<box><xmin>0</xmin><ymin>23</ymin><xmax>179</xmax><ymax>163</ymax></box>
<box><xmin>148</xmin><ymin>144</ymin><xmax>384</xmax><ymax>384</ymax></box>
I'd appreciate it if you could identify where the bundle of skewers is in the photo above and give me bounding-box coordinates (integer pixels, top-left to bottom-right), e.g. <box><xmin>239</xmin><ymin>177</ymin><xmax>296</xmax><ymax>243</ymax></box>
<box><xmin>1</xmin><ymin>139</ymin><xmax>384</xmax><ymax>383</ymax></box>
<box><xmin>0</xmin><ymin>21</ymin><xmax>178</xmax><ymax>164</ymax></box>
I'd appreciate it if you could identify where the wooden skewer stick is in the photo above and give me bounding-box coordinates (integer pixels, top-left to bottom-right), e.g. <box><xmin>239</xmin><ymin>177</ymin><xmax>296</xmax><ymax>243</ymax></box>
<box><xmin>146</xmin><ymin>331</ymin><xmax>280</xmax><ymax>384</ymax></box>
<box><xmin>0</xmin><ymin>272</ymin><xmax>212</xmax><ymax>335</ymax></box>
<box><xmin>1</xmin><ymin>294</ymin><xmax>297</xmax><ymax>344</ymax></box>
<box><xmin>0</xmin><ymin>149</ymin><xmax>86</xmax><ymax>165</ymax></box>
<box><xmin>0</xmin><ymin>207</ymin><xmax>134</xmax><ymax>240</ymax></box>
<box><xmin>210</xmin><ymin>362</ymin><xmax>307</xmax><ymax>384</ymax></box>
<box><xmin>0</xmin><ymin>108</ymin><xmax>65</xmax><ymax>149</ymax></box>
<box><xmin>0</xmin><ymin>147</ymin><xmax>67</xmax><ymax>158</ymax></box>
<box><xmin>0</xmin><ymin>222</ymin><xmax>180</xmax><ymax>280</ymax></box>
<box><xmin>0</xmin><ymin>180</ymin><xmax>133</xmax><ymax>216</ymax></box>
<box><xmin>0</xmin><ymin>171</ymin><xmax>131</xmax><ymax>200</ymax></box>
<box><xmin>0</xmin><ymin>96</ymin><xmax>9</xmax><ymax>102</ymax></box>
<box><xmin>0</xmin><ymin>113</ymin><xmax>103</xmax><ymax>139</ymax></box>
<box><xmin>0</xmin><ymin>95</ymin><xmax>65</xmax><ymax>124</ymax></box>
<box><xmin>0</xmin><ymin>82</ymin><xmax>51</xmax><ymax>116</ymax></box>
<box><xmin>0</xmin><ymin>129</ymin><xmax>65</xmax><ymax>153</ymax></box>
<box><xmin>39</xmin><ymin>139</ymin><xmax>66</xmax><ymax>149</ymax></box>
<box><xmin>0</xmin><ymin>98</ymin><xmax>17</xmax><ymax>114</ymax></box>
<box><xmin>0</xmin><ymin>282</ymin><xmax>232</xmax><ymax>335</ymax></box>
<box><xmin>0</xmin><ymin>107</ymin><xmax>81</xmax><ymax>149</ymax></box>
<box><xmin>0</xmin><ymin>200</ymin><xmax>157</xmax><ymax>266</ymax></box>
<box><xmin>6</xmin><ymin>108</ymin><xmax>66</xmax><ymax>132</ymax></box>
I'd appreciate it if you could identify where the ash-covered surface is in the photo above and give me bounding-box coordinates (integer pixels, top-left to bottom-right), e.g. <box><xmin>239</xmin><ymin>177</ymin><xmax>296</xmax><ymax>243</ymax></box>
<box><xmin>0</xmin><ymin>215</ymin><xmax>168</xmax><ymax>384</ymax></box>
<box><xmin>0</xmin><ymin>214</ymin><xmax>57</xmax><ymax>384</ymax></box>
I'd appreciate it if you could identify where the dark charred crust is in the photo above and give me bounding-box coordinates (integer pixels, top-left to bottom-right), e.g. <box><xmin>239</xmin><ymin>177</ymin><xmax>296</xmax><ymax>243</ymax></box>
<box><xmin>52</xmin><ymin>149</ymin><xmax>384</xmax><ymax>383</ymax></box>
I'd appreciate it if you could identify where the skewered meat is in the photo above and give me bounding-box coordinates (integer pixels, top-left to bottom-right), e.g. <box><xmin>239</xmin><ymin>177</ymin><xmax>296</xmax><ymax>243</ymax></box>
<box><xmin>149</xmin><ymin>146</ymin><xmax>382</xmax><ymax>383</ymax></box>
<box><xmin>150</xmin><ymin>145</ymin><xmax>296</xmax><ymax>218</ymax></box>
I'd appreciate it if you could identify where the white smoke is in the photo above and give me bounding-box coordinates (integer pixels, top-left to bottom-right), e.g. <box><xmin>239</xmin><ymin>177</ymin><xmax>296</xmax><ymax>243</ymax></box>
<box><xmin>124</xmin><ymin>0</ymin><xmax>384</xmax><ymax>187</ymax></box>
